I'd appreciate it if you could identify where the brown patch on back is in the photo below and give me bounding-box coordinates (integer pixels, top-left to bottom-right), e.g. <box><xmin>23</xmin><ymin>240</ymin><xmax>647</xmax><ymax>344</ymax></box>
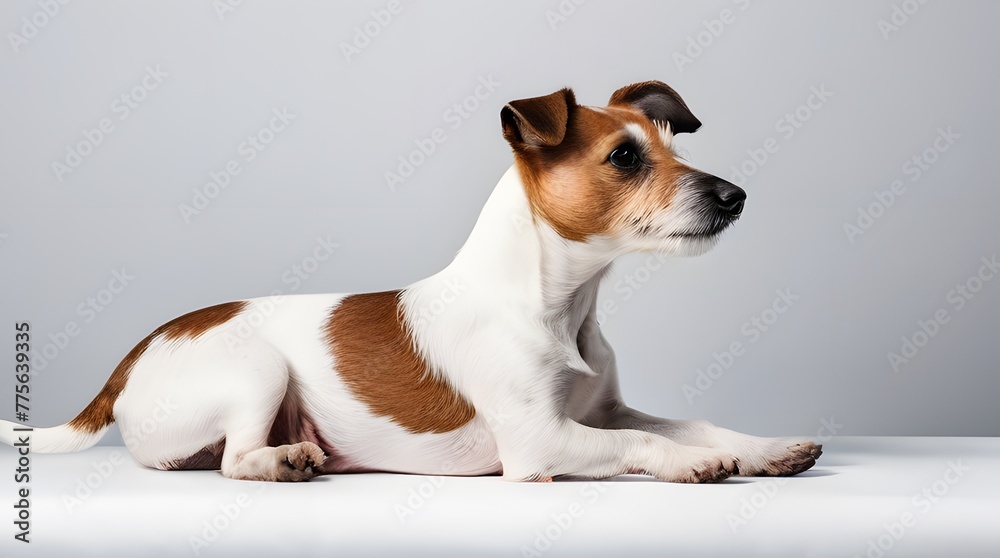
<box><xmin>324</xmin><ymin>291</ymin><xmax>476</xmax><ymax>434</ymax></box>
<box><xmin>513</xmin><ymin>106</ymin><xmax>691</xmax><ymax>242</ymax></box>
<box><xmin>157</xmin><ymin>302</ymin><xmax>249</xmax><ymax>341</ymax></box>
<box><xmin>68</xmin><ymin>301</ymin><xmax>248</xmax><ymax>433</ymax></box>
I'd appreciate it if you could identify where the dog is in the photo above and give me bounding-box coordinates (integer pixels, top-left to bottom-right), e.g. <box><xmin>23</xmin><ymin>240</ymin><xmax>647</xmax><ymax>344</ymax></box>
<box><xmin>1</xmin><ymin>81</ymin><xmax>821</xmax><ymax>483</ymax></box>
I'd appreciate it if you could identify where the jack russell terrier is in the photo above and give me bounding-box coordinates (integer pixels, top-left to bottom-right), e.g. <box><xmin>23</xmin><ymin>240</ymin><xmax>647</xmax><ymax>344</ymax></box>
<box><xmin>2</xmin><ymin>81</ymin><xmax>821</xmax><ymax>483</ymax></box>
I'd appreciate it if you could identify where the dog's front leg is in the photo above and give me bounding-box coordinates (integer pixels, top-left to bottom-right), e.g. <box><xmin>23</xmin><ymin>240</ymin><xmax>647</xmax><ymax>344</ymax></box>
<box><xmin>491</xmin><ymin>411</ymin><xmax>738</xmax><ymax>483</ymax></box>
<box><xmin>575</xmin><ymin>320</ymin><xmax>821</xmax><ymax>477</ymax></box>
<box><xmin>601</xmin><ymin>407</ymin><xmax>822</xmax><ymax>477</ymax></box>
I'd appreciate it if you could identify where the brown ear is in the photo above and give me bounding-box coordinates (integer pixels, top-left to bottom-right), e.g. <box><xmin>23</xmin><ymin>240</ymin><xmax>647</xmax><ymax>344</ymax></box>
<box><xmin>501</xmin><ymin>88</ymin><xmax>576</xmax><ymax>148</ymax></box>
<box><xmin>608</xmin><ymin>81</ymin><xmax>701</xmax><ymax>134</ymax></box>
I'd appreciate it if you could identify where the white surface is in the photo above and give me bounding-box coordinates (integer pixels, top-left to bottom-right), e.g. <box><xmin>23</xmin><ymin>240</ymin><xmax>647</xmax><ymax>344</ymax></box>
<box><xmin>1</xmin><ymin>436</ymin><xmax>998</xmax><ymax>557</ymax></box>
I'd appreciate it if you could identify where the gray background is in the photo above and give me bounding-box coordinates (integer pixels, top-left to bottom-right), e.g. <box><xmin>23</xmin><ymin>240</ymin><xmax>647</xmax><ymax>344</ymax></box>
<box><xmin>1</xmin><ymin>0</ymin><xmax>997</xmax><ymax>443</ymax></box>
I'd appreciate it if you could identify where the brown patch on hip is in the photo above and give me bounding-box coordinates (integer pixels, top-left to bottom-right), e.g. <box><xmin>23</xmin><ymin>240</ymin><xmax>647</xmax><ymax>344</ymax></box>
<box><xmin>68</xmin><ymin>301</ymin><xmax>248</xmax><ymax>433</ymax></box>
<box><xmin>324</xmin><ymin>291</ymin><xmax>476</xmax><ymax>434</ymax></box>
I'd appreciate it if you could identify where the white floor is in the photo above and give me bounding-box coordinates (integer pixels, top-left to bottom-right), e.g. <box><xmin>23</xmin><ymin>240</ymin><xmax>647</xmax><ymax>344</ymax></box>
<box><xmin>1</xmin><ymin>436</ymin><xmax>998</xmax><ymax>557</ymax></box>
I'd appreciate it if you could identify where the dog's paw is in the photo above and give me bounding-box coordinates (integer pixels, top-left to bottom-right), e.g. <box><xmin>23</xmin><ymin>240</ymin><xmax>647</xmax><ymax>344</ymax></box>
<box><xmin>278</xmin><ymin>442</ymin><xmax>327</xmax><ymax>481</ymax></box>
<box><xmin>661</xmin><ymin>448</ymin><xmax>739</xmax><ymax>483</ymax></box>
<box><xmin>739</xmin><ymin>440</ymin><xmax>822</xmax><ymax>477</ymax></box>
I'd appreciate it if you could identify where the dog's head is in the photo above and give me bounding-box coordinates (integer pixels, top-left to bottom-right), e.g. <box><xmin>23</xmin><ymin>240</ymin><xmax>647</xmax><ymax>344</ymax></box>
<box><xmin>501</xmin><ymin>81</ymin><xmax>745</xmax><ymax>257</ymax></box>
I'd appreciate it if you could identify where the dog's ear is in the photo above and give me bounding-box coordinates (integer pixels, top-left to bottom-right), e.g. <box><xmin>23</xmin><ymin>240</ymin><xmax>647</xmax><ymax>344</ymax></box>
<box><xmin>501</xmin><ymin>88</ymin><xmax>576</xmax><ymax>148</ymax></box>
<box><xmin>608</xmin><ymin>81</ymin><xmax>701</xmax><ymax>134</ymax></box>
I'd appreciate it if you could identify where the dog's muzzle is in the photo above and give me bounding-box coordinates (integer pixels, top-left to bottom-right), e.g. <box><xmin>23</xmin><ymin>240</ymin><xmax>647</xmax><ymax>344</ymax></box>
<box><xmin>711</xmin><ymin>180</ymin><xmax>746</xmax><ymax>218</ymax></box>
<box><xmin>667</xmin><ymin>173</ymin><xmax>747</xmax><ymax>239</ymax></box>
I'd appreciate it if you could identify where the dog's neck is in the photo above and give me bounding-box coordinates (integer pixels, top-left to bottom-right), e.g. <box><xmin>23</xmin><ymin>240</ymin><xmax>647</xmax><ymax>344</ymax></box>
<box><xmin>445</xmin><ymin>165</ymin><xmax>622</xmax><ymax>335</ymax></box>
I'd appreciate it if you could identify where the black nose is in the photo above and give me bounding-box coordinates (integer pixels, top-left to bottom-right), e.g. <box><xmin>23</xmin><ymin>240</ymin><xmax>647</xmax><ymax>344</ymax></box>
<box><xmin>712</xmin><ymin>181</ymin><xmax>746</xmax><ymax>217</ymax></box>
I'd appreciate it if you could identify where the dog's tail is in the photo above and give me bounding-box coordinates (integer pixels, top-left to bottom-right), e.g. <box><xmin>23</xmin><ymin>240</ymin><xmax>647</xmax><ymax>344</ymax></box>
<box><xmin>1</xmin><ymin>420</ymin><xmax>110</xmax><ymax>453</ymax></box>
<box><xmin>1</xmin><ymin>352</ymin><xmax>132</xmax><ymax>453</ymax></box>
<box><xmin>1</xmin><ymin>387</ymin><xmax>117</xmax><ymax>452</ymax></box>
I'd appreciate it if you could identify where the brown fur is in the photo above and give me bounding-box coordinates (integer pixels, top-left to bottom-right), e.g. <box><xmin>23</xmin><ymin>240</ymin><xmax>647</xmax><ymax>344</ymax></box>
<box><xmin>514</xmin><ymin>105</ymin><xmax>692</xmax><ymax>242</ymax></box>
<box><xmin>762</xmin><ymin>443</ymin><xmax>823</xmax><ymax>476</ymax></box>
<box><xmin>607</xmin><ymin>81</ymin><xmax>701</xmax><ymax>134</ymax></box>
<box><xmin>323</xmin><ymin>291</ymin><xmax>476</xmax><ymax>434</ymax></box>
<box><xmin>67</xmin><ymin>301</ymin><xmax>248</xmax><ymax>433</ymax></box>
<box><xmin>165</xmin><ymin>439</ymin><xmax>226</xmax><ymax>470</ymax></box>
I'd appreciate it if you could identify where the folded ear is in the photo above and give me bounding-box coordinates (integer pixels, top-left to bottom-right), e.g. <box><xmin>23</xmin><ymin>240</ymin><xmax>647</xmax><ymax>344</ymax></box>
<box><xmin>501</xmin><ymin>88</ymin><xmax>576</xmax><ymax>148</ymax></box>
<box><xmin>608</xmin><ymin>81</ymin><xmax>701</xmax><ymax>134</ymax></box>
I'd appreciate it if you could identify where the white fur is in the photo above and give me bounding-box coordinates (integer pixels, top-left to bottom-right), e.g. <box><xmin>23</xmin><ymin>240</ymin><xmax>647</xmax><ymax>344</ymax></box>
<box><xmin>110</xmin><ymin>294</ymin><xmax>501</xmax><ymax>476</ymax></box>
<box><xmin>1</xmin><ymin>162</ymin><xmax>816</xmax><ymax>482</ymax></box>
<box><xmin>624</xmin><ymin>122</ymin><xmax>652</xmax><ymax>153</ymax></box>
<box><xmin>654</xmin><ymin>119</ymin><xmax>673</xmax><ymax>149</ymax></box>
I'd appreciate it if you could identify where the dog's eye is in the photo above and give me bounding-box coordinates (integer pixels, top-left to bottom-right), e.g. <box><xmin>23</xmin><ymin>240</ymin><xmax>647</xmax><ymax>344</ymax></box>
<box><xmin>608</xmin><ymin>144</ymin><xmax>641</xmax><ymax>170</ymax></box>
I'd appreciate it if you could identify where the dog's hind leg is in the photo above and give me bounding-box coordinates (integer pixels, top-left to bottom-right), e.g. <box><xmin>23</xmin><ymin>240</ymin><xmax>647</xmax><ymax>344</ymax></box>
<box><xmin>221</xmin><ymin>436</ymin><xmax>326</xmax><ymax>482</ymax></box>
<box><xmin>215</xmin><ymin>350</ymin><xmax>326</xmax><ymax>482</ymax></box>
<box><xmin>601</xmin><ymin>408</ymin><xmax>822</xmax><ymax>476</ymax></box>
<box><xmin>125</xmin><ymin>339</ymin><xmax>326</xmax><ymax>481</ymax></box>
<box><xmin>219</xmin><ymin>382</ymin><xmax>327</xmax><ymax>482</ymax></box>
